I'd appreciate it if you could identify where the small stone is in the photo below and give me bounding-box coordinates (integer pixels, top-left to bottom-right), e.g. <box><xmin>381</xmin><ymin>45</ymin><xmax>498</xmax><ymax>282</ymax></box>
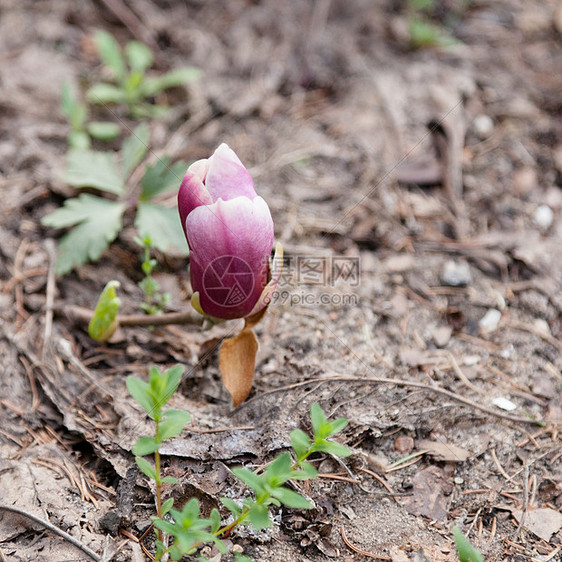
<box><xmin>479</xmin><ymin>309</ymin><xmax>501</xmax><ymax>333</ymax></box>
<box><xmin>394</xmin><ymin>435</ymin><xmax>414</xmax><ymax>453</ymax></box>
<box><xmin>454</xmin><ymin>477</ymin><xmax>464</xmax><ymax>485</ymax></box>
<box><xmin>533</xmin><ymin>205</ymin><xmax>554</xmax><ymax>230</ymax></box>
<box><xmin>513</xmin><ymin>167</ymin><xmax>537</xmax><ymax>196</ymax></box>
<box><xmin>472</xmin><ymin>114</ymin><xmax>494</xmax><ymax>139</ymax></box>
<box><xmin>98</xmin><ymin>510</ymin><xmax>122</xmax><ymax>535</ymax></box>
<box><xmin>440</xmin><ymin>260</ymin><xmax>472</xmax><ymax>287</ymax></box>
<box><xmin>432</xmin><ymin>325</ymin><xmax>452</xmax><ymax>347</ymax></box>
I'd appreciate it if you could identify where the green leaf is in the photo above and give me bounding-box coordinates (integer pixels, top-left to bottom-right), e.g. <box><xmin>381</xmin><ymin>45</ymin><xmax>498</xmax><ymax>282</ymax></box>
<box><xmin>292</xmin><ymin>462</ymin><xmax>318</xmax><ymax>480</ymax></box>
<box><xmin>328</xmin><ymin>417</ymin><xmax>348</xmax><ymax>435</ymax></box>
<box><xmin>162</xmin><ymin>497</ymin><xmax>174</xmax><ymax>515</ymax></box>
<box><xmin>270</xmin><ymin>487</ymin><xmax>312</xmax><ymax>509</ymax></box>
<box><xmin>142</xmin><ymin>67</ymin><xmax>201</xmax><ymax>97</ymax></box>
<box><xmin>42</xmin><ymin>194</ymin><xmax>125</xmax><ymax>275</ymax></box>
<box><xmin>88</xmin><ymin>280</ymin><xmax>120</xmax><ymax>341</ymax></box>
<box><xmin>234</xmin><ymin>555</ymin><xmax>253</xmax><ymax>562</ymax></box>
<box><xmin>125</xmin><ymin>41</ymin><xmax>153</xmax><ymax>72</ymax></box>
<box><xmin>68</xmin><ymin>131</ymin><xmax>91</xmax><ymax>150</ymax></box>
<box><xmin>314</xmin><ymin>439</ymin><xmax>352</xmax><ymax>458</ymax></box>
<box><xmin>121</xmin><ymin>123</ymin><xmax>149</xmax><ymax>180</ymax></box>
<box><xmin>135</xmin><ymin>202</ymin><xmax>189</xmax><ymax>256</ymax></box>
<box><xmin>247</xmin><ymin>503</ymin><xmax>271</xmax><ymax>530</ymax></box>
<box><xmin>87</xmin><ymin>83</ymin><xmax>127</xmax><ymax>105</ymax></box>
<box><xmin>132</xmin><ymin>436</ymin><xmax>159</xmax><ymax>456</ymax></box>
<box><xmin>87</xmin><ymin>121</ymin><xmax>121</xmax><ymax>141</ymax></box>
<box><xmin>140</xmin><ymin>157</ymin><xmax>187</xmax><ymax>201</ymax></box>
<box><xmin>453</xmin><ymin>526</ymin><xmax>484</xmax><ymax>562</ymax></box>
<box><xmin>61</xmin><ymin>81</ymin><xmax>87</xmax><ymax>131</ymax></box>
<box><xmin>162</xmin><ymin>365</ymin><xmax>185</xmax><ymax>403</ymax></box>
<box><xmin>95</xmin><ymin>30</ymin><xmax>125</xmax><ymax>81</ymax></box>
<box><xmin>209</xmin><ymin>508</ymin><xmax>221</xmax><ymax>534</ymax></box>
<box><xmin>310</xmin><ymin>402</ymin><xmax>329</xmax><ymax>438</ymax></box>
<box><xmin>290</xmin><ymin>429</ymin><xmax>311</xmax><ymax>459</ymax></box>
<box><xmin>65</xmin><ymin>149</ymin><xmax>124</xmax><ymax>194</ymax></box>
<box><xmin>126</xmin><ymin>375</ymin><xmax>155</xmax><ymax>417</ymax></box>
<box><xmin>135</xmin><ymin>456</ymin><xmax>157</xmax><ymax>480</ymax></box>
<box><xmin>161</xmin><ymin>476</ymin><xmax>178</xmax><ymax>484</ymax></box>
<box><xmin>265</xmin><ymin>453</ymin><xmax>292</xmax><ymax>486</ymax></box>
<box><xmin>219</xmin><ymin>498</ymin><xmax>240</xmax><ymax>518</ymax></box>
<box><xmin>159</xmin><ymin>408</ymin><xmax>191</xmax><ymax>441</ymax></box>
<box><xmin>232</xmin><ymin>467</ymin><xmax>265</xmax><ymax>495</ymax></box>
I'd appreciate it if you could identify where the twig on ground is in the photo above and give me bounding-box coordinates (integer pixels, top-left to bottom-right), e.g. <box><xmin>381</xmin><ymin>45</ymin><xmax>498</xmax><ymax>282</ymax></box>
<box><xmin>239</xmin><ymin>376</ymin><xmax>538</xmax><ymax>424</ymax></box>
<box><xmin>42</xmin><ymin>239</ymin><xmax>57</xmax><ymax>358</ymax></box>
<box><xmin>0</xmin><ymin>505</ymin><xmax>101</xmax><ymax>561</ymax></box>
<box><xmin>340</xmin><ymin>524</ymin><xmax>391</xmax><ymax>560</ymax></box>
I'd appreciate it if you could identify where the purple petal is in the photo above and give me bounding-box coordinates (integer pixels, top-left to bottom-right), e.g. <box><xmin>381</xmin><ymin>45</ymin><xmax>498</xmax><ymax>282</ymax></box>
<box><xmin>177</xmin><ymin>165</ymin><xmax>212</xmax><ymax>237</ymax></box>
<box><xmin>186</xmin><ymin>196</ymin><xmax>274</xmax><ymax>319</ymax></box>
<box><xmin>205</xmin><ymin>143</ymin><xmax>256</xmax><ymax>202</ymax></box>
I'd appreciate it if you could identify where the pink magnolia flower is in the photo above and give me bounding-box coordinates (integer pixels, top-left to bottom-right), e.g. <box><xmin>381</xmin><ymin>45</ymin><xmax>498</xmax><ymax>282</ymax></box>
<box><xmin>178</xmin><ymin>143</ymin><xmax>281</xmax><ymax>320</ymax></box>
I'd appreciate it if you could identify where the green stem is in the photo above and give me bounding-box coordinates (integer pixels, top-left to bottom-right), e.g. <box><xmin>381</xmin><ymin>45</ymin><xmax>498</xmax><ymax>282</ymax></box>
<box><xmin>154</xmin><ymin>419</ymin><xmax>164</xmax><ymax>550</ymax></box>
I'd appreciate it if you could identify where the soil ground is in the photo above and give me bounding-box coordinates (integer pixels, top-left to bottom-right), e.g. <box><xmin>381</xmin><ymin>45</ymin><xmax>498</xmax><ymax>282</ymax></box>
<box><xmin>0</xmin><ymin>1</ymin><xmax>561</xmax><ymax>561</ymax></box>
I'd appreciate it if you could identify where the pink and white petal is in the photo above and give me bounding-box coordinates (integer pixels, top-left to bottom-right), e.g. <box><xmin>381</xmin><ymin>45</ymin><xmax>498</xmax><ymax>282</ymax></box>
<box><xmin>205</xmin><ymin>144</ymin><xmax>256</xmax><ymax>202</ymax></box>
<box><xmin>247</xmin><ymin>242</ymin><xmax>284</xmax><ymax>317</ymax></box>
<box><xmin>178</xmin><ymin>171</ymin><xmax>212</xmax><ymax>237</ymax></box>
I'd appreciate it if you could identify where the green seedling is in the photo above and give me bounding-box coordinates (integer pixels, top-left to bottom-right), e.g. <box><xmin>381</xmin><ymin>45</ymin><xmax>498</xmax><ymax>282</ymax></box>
<box><xmin>88</xmin><ymin>280</ymin><xmax>121</xmax><ymax>341</ymax></box>
<box><xmin>61</xmin><ymin>81</ymin><xmax>120</xmax><ymax>149</ymax></box>
<box><xmin>406</xmin><ymin>0</ymin><xmax>460</xmax><ymax>49</ymax></box>
<box><xmin>136</xmin><ymin>236</ymin><xmax>171</xmax><ymax>315</ymax></box>
<box><xmin>127</xmin><ymin>383</ymin><xmax>352</xmax><ymax>561</ymax></box>
<box><xmin>42</xmin><ymin>124</ymin><xmax>189</xmax><ymax>275</ymax></box>
<box><xmin>87</xmin><ymin>31</ymin><xmax>200</xmax><ymax>118</ymax></box>
<box><xmin>453</xmin><ymin>526</ymin><xmax>484</xmax><ymax>562</ymax></box>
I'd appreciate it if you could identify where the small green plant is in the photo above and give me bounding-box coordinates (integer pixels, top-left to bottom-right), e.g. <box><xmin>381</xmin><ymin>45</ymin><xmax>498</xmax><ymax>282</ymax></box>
<box><xmin>453</xmin><ymin>526</ymin><xmax>484</xmax><ymax>562</ymax></box>
<box><xmin>127</xmin><ymin>371</ymin><xmax>352</xmax><ymax>562</ymax></box>
<box><xmin>42</xmin><ymin>123</ymin><xmax>189</xmax><ymax>275</ymax></box>
<box><xmin>87</xmin><ymin>31</ymin><xmax>200</xmax><ymax>118</ymax></box>
<box><xmin>88</xmin><ymin>280</ymin><xmax>121</xmax><ymax>341</ymax></box>
<box><xmin>136</xmin><ymin>236</ymin><xmax>171</xmax><ymax>315</ymax></box>
<box><xmin>61</xmin><ymin>81</ymin><xmax>121</xmax><ymax>149</ymax></box>
<box><xmin>406</xmin><ymin>0</ymin><xmax>459</xmax><ymax>49</ymax></box>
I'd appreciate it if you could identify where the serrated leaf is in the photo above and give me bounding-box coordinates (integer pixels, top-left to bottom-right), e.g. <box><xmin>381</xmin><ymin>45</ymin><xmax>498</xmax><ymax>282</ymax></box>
<box><xmin>140</xmin><ymin>157</ymin><xmax>187</xmax><ymax>201</ymax></box>
<box><xmin>142</xmin><ymin>67</ymin><xmax>201</xmax><ymax>97</ymax></box>
<box><xmin>161</xmin><ymin>497</ymin><xmax>174</xmax><ymax>515</ymax></box>
<box><xmin>126</xmin><ymin>375</ymin><xmax>155</xmax><ymax>417</ymax></box>
<box><xmin>125</xmin><ymin>40</ymin><xmax>153</xmax><ymax>72</ymax></box>
<box><xmin>270</xmin><ymin>487</ymin><xmax>312</xmax><ymax>509</ymax></box>
<box><xmin>135</xmin><ymin>456</ymin><xmax>157</xmax><ymax>480</ymax></box>
<box><xmin>87</xmin><ymin>83</ymin><xmax>127</xmax><ymax>105</ymax></box>
<box><xmin>65</xmin><ymin>149</ymin><xmax>124</xmax><ymax>194</ymax></box>
<box><xmin>135</xmin><ymin>202</ymin><xmax>188</xmax><ymax>256</ymax></box>
<box><xmin>121</xmin><ymin>123</ymin><xmax>149</xmax><ymax>180</ymax></box>
<box><xmin>219</xmin><ymin>498</ymin><xmax>241</xmax><ymax>518</ymax></box>
<box><xmin>132</xmin><ymin>436</ymin><xmax>159</xmax><ymax>456</ymax></box>
<box><xmin>88</xmin><ymin>280</ymin><xmax>120</xmax><ymax>341</ymax></box>
<box><xmin>453</xmin><ymin>526</ymin><xmax>484</xmax><ymax>562</ymax></box>
<box><xmin>43</xmin><ymin>195</ymin><xmax>125</xmax><ymax>275</ymax></box>
<box><xmin>247</xmin><ymin>503</ymin><xmax>271</xmax><ymax>530</ymax></box>
<box><xmin>95</xmin><ymin>30</ymin><xmax>125</xmax><ymax>81</ymax></box>
<box><xmin>290</xmin><ymin>429</ymin><xmax>311</xmax><ymax>459</ymax></box>
<box><xmin>232</xmin><ymin>467</ymin><xmax>265</xmax><ymax>495</ymax></box>
<box><xmin>159</xmin><ymin>409</ymin><xmax>190</xmax><ymax>441</ymax></box>
<box><xmin>87</xmin><ymin>121</ymin><xmax>121</xmax><ymax>141</ymax></box>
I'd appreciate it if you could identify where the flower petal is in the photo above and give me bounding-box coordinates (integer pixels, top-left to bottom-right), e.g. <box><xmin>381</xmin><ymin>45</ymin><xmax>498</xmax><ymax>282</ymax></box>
<box><xmin>186</xmin><ymin>196</ymin><xmax>274</xmax><ymax>319</ymax></box>
<box><xmin>177</xmin><ymin>168</ymin><xmax>212</xmax><ymax>237</ymax></box>
<box><xmin>205</xmin><ymin>143</ymin><xmax>256</xmax><ymax>202</ymax></box>
<box><xmin>248</xmin><ymin>242</ymin><xmax>284</xmax><ymax>317</ymax></box>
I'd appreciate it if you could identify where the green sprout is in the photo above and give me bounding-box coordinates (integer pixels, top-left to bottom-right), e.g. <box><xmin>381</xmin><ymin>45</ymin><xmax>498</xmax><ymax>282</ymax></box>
<box><xmin>136</xmin><ymin>236</ymin><xmax>171</xmax><ymax>315</ymax></box>
<box><xmin>87</xmin><ymin>31</ymin><xmax>201</xmax><ymax>118</ymax></box>
<box><xmin>453</xmin><ymin>526</ymin><xmax>484</xmax><ymax>562</ymax></box>
<box><xmin>126</xmin><ymin>386</ymin><xmax>352</xmax><ymax>561</ymax></box>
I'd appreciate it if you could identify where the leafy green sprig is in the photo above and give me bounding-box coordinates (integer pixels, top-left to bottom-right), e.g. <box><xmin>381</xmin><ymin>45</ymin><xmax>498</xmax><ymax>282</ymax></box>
<box><xmin>42</xmin><ymin>124</ymin><xmax>189</xmax><ymax>275</ymax></box>
<box><xmin>127</xmin><ymin>371</ymin><xmax>352</xmax><ymax>562</ymax></box>
<box><xmin>136</xmin><ymin>236</ymin><xmax>171</xmax><ymax>315</ymax></box>
<box><xmin>87</xmin><ymin>31</ymin><xmax>200</xmax><ymax>118</ymax></box>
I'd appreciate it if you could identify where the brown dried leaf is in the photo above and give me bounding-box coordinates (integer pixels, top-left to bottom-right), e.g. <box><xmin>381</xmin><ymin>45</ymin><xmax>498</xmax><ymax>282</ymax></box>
<box><xmin>219</xmin><ymin>326</ymin><xmax>258</xmax><ymax>408</ymax></box>
<box><xmin>416</xmin><ymin>439</ymin><xmax>470</xmax><ymax>462</ymax></box>
<box><xmin>511</xmin><ymin>507</ymin><xmax>562</xmax><ymax>542</ymax></box>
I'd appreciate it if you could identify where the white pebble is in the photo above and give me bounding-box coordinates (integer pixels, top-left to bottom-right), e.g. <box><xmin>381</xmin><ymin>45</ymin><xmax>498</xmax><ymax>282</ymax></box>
<box><xmin>473</xmin><ymin>114</ymin><xmax>494</xmax><ymax>139</ymax></box>
<box><xmin>479</xmin><ymin>309</ymin><xmax>501</xmax><ymax>333</ymax></box>
<box><xmin>533</xmin><ymin>205</ymin><xmax>554</xmax><ymax>230</ymax></box>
